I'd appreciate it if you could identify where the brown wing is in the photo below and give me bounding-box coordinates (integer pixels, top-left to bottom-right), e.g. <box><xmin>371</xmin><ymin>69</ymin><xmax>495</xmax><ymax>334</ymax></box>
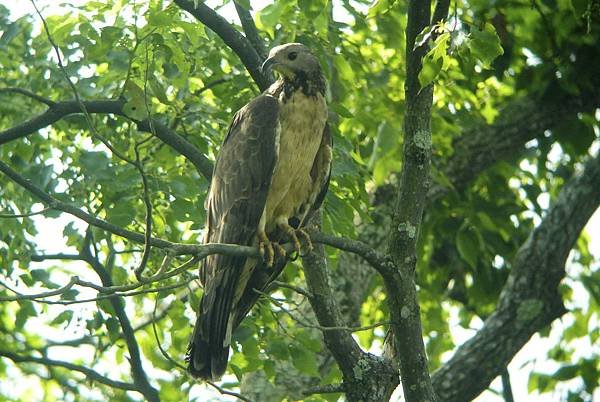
<box><xmin>187</xmin><ymin>94</ymin><xmax>279</xmax><ymax>380</ymax></box>
<box><xmin>303</xmin><ymin>122</ymin><xmax>333</xmax><ymax>226</ymax></box>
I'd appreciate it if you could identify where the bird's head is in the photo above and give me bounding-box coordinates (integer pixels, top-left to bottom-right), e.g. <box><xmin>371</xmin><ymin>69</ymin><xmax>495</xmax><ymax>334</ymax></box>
<box><xmin>261</xmin><ymin>43</ymin><xmax>321</xmax><ymax>80</ymax></box>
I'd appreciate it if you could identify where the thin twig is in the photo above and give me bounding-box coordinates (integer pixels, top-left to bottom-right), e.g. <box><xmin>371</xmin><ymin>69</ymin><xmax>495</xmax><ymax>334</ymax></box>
<box><xmin>30</xmin><ymin>253</ymin><xmax>82</xmax><ymax>261</ymax></box>
<box><xmin>0</xmin><ymin>96</ymin><xmax>213</xmax><ymax>179</ymax></box>
<box><xmin>255</xmin><ymin>288</ymin><xmax>390</xmax><ymax>333</ymax></box>
<box><xmin>0</xmin><ymin>349</ymin><xmax>138</xmax><ymax>391</ymax></box>
<box><xmin>271</xmin><ymin>280</ymin><xmax>312</xmax><ymax>299</ymax></box>
<box><xmin>0</xmin><ymin>207</ymin><xmax>52</xmax><ymax>218</ymax></box>
<box><xmin>0</xmin><ymin>87</ymin><xmax>55</xmax><ymax>106</ymax></box>
<box><xmin>80</xmin><ymin>229</ymin><xmax>160</xmax><ymax>402</ymax></box>
<box><xmin>0</xmin><ymin>276</ymin><xmax>78</xmax><ymax>302</ymax></box>
<box><xmin>132</xmin><ymin>143</ymin><xmax>153</xmax><ymax>280</ymax></box>
<box><xmin>151</xmin><ymin>294</ymin><xmax>188</xmax><ymax>371</ymax></box>
<box><xmin>308</xmin><ymin>229</ymin><xmax>391</xmax><ymax>274</ymax></box>
<box><xmin>1</xmin><ymin>255</ymin><xmax>197</xmax><ymax>303</ymax></box>
<box><xmin>206</xmin><ymin>381</ymin><xmax>254</xmax><ymax>402</ymax></box>
<box><xmin>501</xmin><ymin>367</ymin><xmax>514</xmax><ymax>402</ymax></box>
<box><xmin>132</xmin><ymin>43</ymin><xmax>159</xmax><ymax>280</ymax></box>
<box><xmin>531</xmin><ymin>0</ymin><xmax>560</xmax><ymax>57</ymax></box>
<box><xmin>31</xmin><ymin>0</ymin><xmax>106</xmax><ymax>149</ymax></box>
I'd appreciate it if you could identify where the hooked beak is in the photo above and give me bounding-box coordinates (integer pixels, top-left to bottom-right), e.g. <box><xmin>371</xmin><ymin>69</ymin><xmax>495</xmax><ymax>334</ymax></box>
<box><xmin>261</xmin><ymin>57</ymin><xmax>278</xmax><ymax>73</ymax></box>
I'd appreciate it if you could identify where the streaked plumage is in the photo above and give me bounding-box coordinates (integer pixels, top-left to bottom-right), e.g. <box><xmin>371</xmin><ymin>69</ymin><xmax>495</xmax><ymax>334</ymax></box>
<box><xmin>186</xmin><ymin>43</ymin><xmax>332</xmax><ymax>380</ymax></box>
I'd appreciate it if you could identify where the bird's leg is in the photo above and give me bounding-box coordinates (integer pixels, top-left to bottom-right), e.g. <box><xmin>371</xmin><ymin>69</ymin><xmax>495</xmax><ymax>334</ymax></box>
<box><xmin>296</xmin><ymin>228</ymin><xmax>313</xmax><ymax>252</ymax></box>
<box><xmin>257</xmin><ymin>230</ymin><xmax>275</xmax><ymax>267</ymax></box>
<box><xmin>276</xmin><ymin>219</ymin><xmax>313</xmax><ymax>255</ymax></box>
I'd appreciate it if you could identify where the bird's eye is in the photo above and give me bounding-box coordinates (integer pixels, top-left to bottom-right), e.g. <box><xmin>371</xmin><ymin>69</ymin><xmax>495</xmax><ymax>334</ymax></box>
<box><xmin>287</xmin><ymin>52</ymin><xmax>298</xmax><ymax>60</ymax></box>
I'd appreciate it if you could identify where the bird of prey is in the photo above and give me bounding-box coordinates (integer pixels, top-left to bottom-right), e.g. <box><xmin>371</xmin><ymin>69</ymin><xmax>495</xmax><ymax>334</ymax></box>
<box><xmin>186</xmin><ymin>43</ymin><xmax>332</xmax><ymax>380</ymax></box>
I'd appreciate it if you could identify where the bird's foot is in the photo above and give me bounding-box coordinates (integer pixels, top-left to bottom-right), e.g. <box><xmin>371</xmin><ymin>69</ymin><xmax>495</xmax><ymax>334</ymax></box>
<box><xmin>258</xmin><ymin>231</ymin><xmax>286</xmax><ymax>266</ymax></box>
<box><xmin>278</xmin><ymin>223</ymin><xmax>313</xmax><ymax>255</ymax></box>
<box><xmin>297</xmin><ymin>228</ymin><xmax>313</xmax><ymax>253</ymax></box>
<box><xmin>258</xmin><ymin>231</ymin><xmax>275</xmax><ymax>267</ymax></box>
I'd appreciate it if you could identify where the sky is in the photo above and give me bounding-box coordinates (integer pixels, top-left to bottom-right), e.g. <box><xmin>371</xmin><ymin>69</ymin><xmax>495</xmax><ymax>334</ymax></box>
<box><xmin>2</xmin><ymin>1</ymin><xmax>599</xmax><ymax>401</ymax></box>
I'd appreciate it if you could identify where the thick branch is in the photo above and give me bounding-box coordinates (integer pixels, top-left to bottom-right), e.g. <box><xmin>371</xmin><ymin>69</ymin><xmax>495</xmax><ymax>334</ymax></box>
<box><xmin>382</xmin><ymin>1</ymin><xmax>442</xmax><ymax>401</ymax></box>
<box><xmin>0</xmin><ymin>158</ymin><xmax>380</xmax><ymax>267</ymax></box>
<box><xmin>302</xmin><ymin>228</ymin><xmax>363</xmax><ymax>375</ymax></box>
<box><xmin>0</xmin><ymin>349</ymin><xmax>138</xmax><ymax>391</ymax></box>
<box><xmin>429</xmin><ymin>80</ymin><xmax>600</xmax><ymax>201</ymax></box>
<box><xmin>233</xmin><ymin>1</ymin><xmax>267</xmax><ymax>59</ymax></box>
<box><xmin>302</xmin><ymin>213</ymin><xmax>397</xmax><ymax>402</ymax></box>
<box><xmin>174</xmin><ymin>0</ymin><xmax>270</xmax><ymax>91</ymax></box>
<box><xmin>0</xmin><ymin>97</ymin><xmax>213</xmax><ymax>180</ymax></box>
<box><xmin>0</xmin><ymin>158</ymin><xmax>175</xmax><ymax>248</ymax></box>
<box><xmin>432</xmin><ymin>151</ymin><xmax>600</xmax><ymax>401</ymax></box>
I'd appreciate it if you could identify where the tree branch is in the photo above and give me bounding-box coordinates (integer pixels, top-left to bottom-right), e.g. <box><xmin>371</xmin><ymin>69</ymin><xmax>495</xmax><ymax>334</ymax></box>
<box><xmin>233</xmin><ymin>1</ymin><xmax>267</xmax><ymax>58</ymax></box>
<box><xmin>30</xmin><ymin>253</ymin><xmax>82</xmax><ymax>261</ymax></box>
<box><xmin>0</xmin><ymin>158</ymin><xmax>174</xmax><ymax>248</ymax></box>
<box><xmin>302</xmin><ymin>227</ymin><xmax>364</xmax><ymax>373</ymax></box>
<box><xmin>501</xmin><ymin>367</ymin><xmax>514</xmax><ymax>402</ymax></box>
<box><xmin>307</xmin><ymin>230</ymin><xmax>391</xmax><ymax>274</ymax></box>
<box><xmin>0</xmin><ymin>276</ymin><xmax>79</xmax><ymax>302</ymax></box>
<box><xmin>0</xmin><ymin>349</ymin><xmax>138</xmax><ymax>392</ymax></box>
<box><xmin>0</xmin><ymin>157</ymin><xmax>385</xmax><ymax>272</ymax></box>
<box><xmin>0</xmin><ymin>207</ymin><xmax>52</xmax><ymax>218</ymax></box>
<box><xmin>0</xmin><ymin>97</ymin><xmax>213</xmax><ymax>180</ymax></box>
<box><xmin>173</xmin><ymin>0</ymin><xmax>270</xmax><ymax>91</ymax></box>
<box><xmin>303</xmin><ymin>383</ymin><xmax>345</xmax><ymax>396</ymax></box>
<box><xmin>429</xmin><ymin>80</ymin><xmax>600</xmax><ymax>201</ymax></box>
<box><xmin>382</xmin><ymin>1</ymin><xmax>444</xmax><ymax>401</ymax></box>
<box><xmin>432</xmin><ymin>151</ymin><xmax>600</xmax><ymax>401</ymax></box>
<box><xmin>79</xmin><ymin>230</ymin><xmax>160</xmax><ymax>402</ymax></box>
<box><xmin>302</xmin><ymin>213</ymin><xmax>398</xmax><ymax>402</ymax></box>
<box><xmin>0</xmin><ymin>87</ymin><xmax>55</xmax><ymax>107</ymax></box>
<box><xmin>207</xmin><ymin>380</ymin><xmax>254</xmax><ymax>402</ymax></box>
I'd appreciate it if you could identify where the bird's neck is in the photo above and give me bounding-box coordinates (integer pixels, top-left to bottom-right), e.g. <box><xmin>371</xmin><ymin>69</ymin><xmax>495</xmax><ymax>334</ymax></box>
<box><xmin>271</xmin><ymin>71</ymin><xmax>326</xmax><ymax>100</ymax></box>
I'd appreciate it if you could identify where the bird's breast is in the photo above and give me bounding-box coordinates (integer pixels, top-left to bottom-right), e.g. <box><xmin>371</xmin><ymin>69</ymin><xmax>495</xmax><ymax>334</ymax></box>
<box><xmin>263</xmin><ymin>91</ymin><xmax>327</xmax><ymax>230</ymax></box>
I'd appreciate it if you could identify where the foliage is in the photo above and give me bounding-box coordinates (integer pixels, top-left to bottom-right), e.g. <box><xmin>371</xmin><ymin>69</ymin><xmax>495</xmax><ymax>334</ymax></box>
<box><xmin>0</xmin><ymin>0</ymin><xmax>598</xmax><ymax>401</ymax></box>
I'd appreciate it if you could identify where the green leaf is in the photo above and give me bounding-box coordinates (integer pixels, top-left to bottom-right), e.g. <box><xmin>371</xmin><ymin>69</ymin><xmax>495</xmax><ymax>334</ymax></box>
<box><xmin>50</xmin><ymin>310</ymin><xmax>74</xmax><ymax>326</ymax></box>
<box><xmin>105</xmin><ymin>317</ymin><xmax>121</xmax><ymax>343</ymax></box>
<box><xmin>419</xmin><ymin>55</ymin><xmax>443</xmax><ymax>88</ymax></box>
<box><xmin>456</xmin><ymin>224</ymin><xmax>480</xmax><ymax>269</ymax></box>
<box><xmin>107</xmin><ymin>201</ymin><xmax>135</xmax><ymax>227</ymax></box>
<box><xmin>290</xmin><ymin>345</ymin><xmax>319</xmax><ymax>377</ymax></box>
<box><xmin>80</xmin><ymin>151</ymin><xmax>111</xmax><ymax>179</ymax></box>
<box><xmin>331</xmin><ymin>103</ymin><xmax>354</xmax><ymax>118</ymax></box>
<box><xmin>15</xmin><ymin>300</ymin><xmax>37</xmax><ymax>330</ymax></box>
<box><xmin>553</xmin><ymin>364</ymin><xmax>580</xmax><ymax>380</ymax></box>
<box><xmin>418</xmin><ymin>32</ymin><xmax>450</xmax><ymax>88</ymax></box>
<box><xmin>0</xmin><ymin>22</ymin><xmax>21</xmax><ymax>47</ymax></box>
<box><xmin>61</xmin><ymin>289</ymin><xmax>79</xmax><ymax>300</ymax></box>
<box><xmin>149</xmin><ymin>77</ymin><xmax>171</xmax><ymax>105</ymax></box>
<box><xmin>123</xmin><ymin>81</ymin><xmax>149</xmax><ymax>120</ymax></box>
<box><xmin>147</xmin><ymin>10</ymin><xmax>173</xmax><ymax>27</ymax></box>
<box><xmin>468</xmin><ymin>23</ymin><xmax>504</xmax><ymax>67</ymax></box>
<box><xmin>298</xmin><ymin>0</ymin><xmax>327</xmax><ymax>19</ymax></box>
<box><xmin>266</xmin><ymin>338</ymin><xmax>290</xmax><ymax>360</ymax></box>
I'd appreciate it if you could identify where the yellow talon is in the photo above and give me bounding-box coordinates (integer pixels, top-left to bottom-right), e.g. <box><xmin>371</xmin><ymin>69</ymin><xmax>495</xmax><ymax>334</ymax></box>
<box><xmin>297</xmin><ymin>228</ymin><xmax>313</xmax><ymax>253</ymax></box>
<box><xmin>277</xmin><ymin>222</ymin><xmax>313</xmax><ymax>255</ymax></box>
<box><xmin>258</xmin><ymin>231</ymin><xmax>275</xmax><ymax>267</ymax></box>
<box><xmin>273</xmin><ymin>243</ymin><xmax>287</xmax><ymax>259</ymax></box>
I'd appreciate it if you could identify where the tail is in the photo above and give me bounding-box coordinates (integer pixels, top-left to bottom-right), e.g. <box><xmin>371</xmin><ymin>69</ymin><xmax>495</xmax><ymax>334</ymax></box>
<box><xmin>185</xmin><ymin>298</ymin><xmax>230</xmax><ymax>380</ymax></box>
